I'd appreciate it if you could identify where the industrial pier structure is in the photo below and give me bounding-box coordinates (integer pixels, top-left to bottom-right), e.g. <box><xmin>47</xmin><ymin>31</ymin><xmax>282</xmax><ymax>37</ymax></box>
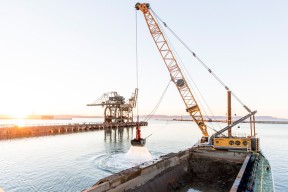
<box><xmin>0</xmin><ymin>121</ymin><xmax>148</xmax><ymax>140</ymax></box>
<box><xmin>0</xmin><ymin>88</ymin><xmax>144</xmax><ymax>140</ymax></box>
<box><xmin>87</xmin><ymin>89</ymin><xmax>138</xmax><ymax>123</ymax></box>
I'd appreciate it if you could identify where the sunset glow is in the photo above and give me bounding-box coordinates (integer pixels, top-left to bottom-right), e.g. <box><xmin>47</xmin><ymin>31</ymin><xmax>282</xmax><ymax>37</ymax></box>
<box><xmin>7</xmin><ymin>110</ymin><xmax>29</xmax><ymax>119</ymax></box>
<box><xmin>0</xmin><ymin>1</ymin><xmax>287</xmax><ymax>119</ymax></box>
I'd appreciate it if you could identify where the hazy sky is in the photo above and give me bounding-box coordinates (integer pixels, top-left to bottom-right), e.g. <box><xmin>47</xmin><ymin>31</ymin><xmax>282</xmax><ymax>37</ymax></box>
<box><xmin>0</xmin><ymin>1</ymin><xmax>287</xmax><ymax>118</ymax></box>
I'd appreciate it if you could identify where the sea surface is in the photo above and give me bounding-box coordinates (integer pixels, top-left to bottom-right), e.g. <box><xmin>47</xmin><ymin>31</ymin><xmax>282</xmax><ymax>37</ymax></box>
<box><xmin>0</xmin><ymin>118</ymin><xmax>287</xmax><ymax>191</ymax></box>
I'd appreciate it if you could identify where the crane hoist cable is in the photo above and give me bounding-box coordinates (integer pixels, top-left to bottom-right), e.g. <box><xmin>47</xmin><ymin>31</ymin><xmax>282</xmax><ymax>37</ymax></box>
<box><xmin>135</xmin><ymin>9</ymin><xmax>172</xmax><ymax>123</ymax></box>
<box><xmin>136</xmin><ymin>3</ymin><xmax>257</xmax><ymax>145</ymax></box>
<box><xmin>152</xmin><ymin>9</ymin><xmax>222</xmax><ymax>131</ymax></box>
<box><xmin>135</xmin><ymin>9</ymin><xmax>140</xmax><ymax>122</ymax></box>
<box><xmin>135</xmin><ymin>9</ymin><xmax>172</xmax><ymax>139</ymax></box>
<box><xmin>161</xmin><ymin>34</ymin><xmax>225</xmax><ymax>135</ymax></box>
<box><xmin>136</xmin><ymin>3</ymin><xmax>209</xmax><ymax>140</ymax></box>
<box><xmin>143</xmin><ymin>80</ymin><xmax>171</xmax><ymax>122</ymax></box>
<box><xmin>150</xmin><ymin>8</ymin><xmax>252</xmax><ymax>114</ymax></box>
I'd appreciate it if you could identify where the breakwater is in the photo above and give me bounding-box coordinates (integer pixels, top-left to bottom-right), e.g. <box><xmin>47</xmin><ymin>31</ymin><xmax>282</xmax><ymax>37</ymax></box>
<box><xmin>0</xmin><ymin>121</ymin><xmax>148</xmax><ymax>140</ymax></box>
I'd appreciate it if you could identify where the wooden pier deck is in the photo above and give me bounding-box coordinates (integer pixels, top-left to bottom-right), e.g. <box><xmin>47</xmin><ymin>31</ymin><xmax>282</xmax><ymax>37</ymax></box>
<box><xmin>0</xmin><ymin>121</ymin><xmax>148</xmax><ymax>140</ymax></box>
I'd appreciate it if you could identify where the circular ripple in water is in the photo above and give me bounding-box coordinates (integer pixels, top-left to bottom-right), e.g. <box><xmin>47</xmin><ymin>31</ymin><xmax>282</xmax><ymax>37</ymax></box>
<box><xmin>94</xmin><ymin>146</ymin><xmax>153</xmax><ymax>174</ymax></box>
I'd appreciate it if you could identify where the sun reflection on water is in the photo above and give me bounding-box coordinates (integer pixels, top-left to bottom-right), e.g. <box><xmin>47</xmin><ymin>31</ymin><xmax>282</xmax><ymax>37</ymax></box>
<box><xmin>13</xmin><ymin>118</ymin><xmax>28</xmax><ymax>127</ymax></box>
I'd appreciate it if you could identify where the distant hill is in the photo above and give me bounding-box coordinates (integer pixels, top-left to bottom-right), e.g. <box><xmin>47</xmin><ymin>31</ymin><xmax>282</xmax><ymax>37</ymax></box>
<box><xmin>1</xmin><ymin>114</ymin><xmax>287</xmax><ymax>122</ymax></box>
<box><xmin>0</xmin><ymin>114</ymin><xmax>11</xmax><ymax>119</ymax></box>
<box><xmin>147</xmin><ymin>115</ymin><xmax>288</xmax><ymax>122</ymax></box>
<box><xmin>0</xmin><ymin>114</ymin><xmax>102</xmax><ymax>120</ymax></box>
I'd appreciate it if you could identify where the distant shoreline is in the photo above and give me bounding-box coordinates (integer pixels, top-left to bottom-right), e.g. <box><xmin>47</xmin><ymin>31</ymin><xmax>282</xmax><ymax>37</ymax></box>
<box><xmin>171</xmin><ymin>119</ymin><xmax>288</xmax><ymax>124</ymax></box>
<box><xmin>0</xmin><ymin>116</ymin><xmax>102</xmax><ymax>120</ymax></box>
<box><xmin>1</xmin><ymin>115</ymin><xmax>287</xmax><ymax>124</ymax></box>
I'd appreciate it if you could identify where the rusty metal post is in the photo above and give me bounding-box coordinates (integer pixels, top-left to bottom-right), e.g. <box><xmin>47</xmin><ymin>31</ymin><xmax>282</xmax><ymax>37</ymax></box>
<box><xmin>250</xmin><ymin>116</ymin><xmax>253</xmax><ymax>137</ymax></box>
<box><xmin>227</xmin><ymin>91</ymin><xmax>232</xmax><ymax>137</ymax></box>
<box><xmin>253</xmin><ymin>115</ymin><xmax>256</xmax><ymax>136</ymax></box>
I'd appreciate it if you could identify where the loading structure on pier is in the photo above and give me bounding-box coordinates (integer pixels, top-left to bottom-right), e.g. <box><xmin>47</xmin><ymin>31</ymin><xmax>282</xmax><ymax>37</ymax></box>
<box><xmin>87</xmin><ymin>89</ymin><xmax>138</xmax><ymax>123</ymax></box>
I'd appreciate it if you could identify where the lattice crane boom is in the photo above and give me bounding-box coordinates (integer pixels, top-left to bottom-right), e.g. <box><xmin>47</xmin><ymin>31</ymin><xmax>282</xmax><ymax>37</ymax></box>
<box><xmin>135</xmin><ymin>3</ymin><xmax>209</xmax><ymax>140</ymax></box>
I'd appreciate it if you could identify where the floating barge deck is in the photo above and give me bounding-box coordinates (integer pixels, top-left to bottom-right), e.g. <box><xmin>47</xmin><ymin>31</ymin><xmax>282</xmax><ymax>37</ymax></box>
<box><xmin>0</xmin><ymin>121</ymin><xmax>148</xmax><ymax>140</ymax></box>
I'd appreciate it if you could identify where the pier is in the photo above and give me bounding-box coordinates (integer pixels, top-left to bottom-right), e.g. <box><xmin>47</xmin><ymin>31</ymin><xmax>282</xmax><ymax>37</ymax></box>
<box><xmin>0</xmin><ymin>121</ymin><xmax>148</xmax><ymax>140</ymax></box>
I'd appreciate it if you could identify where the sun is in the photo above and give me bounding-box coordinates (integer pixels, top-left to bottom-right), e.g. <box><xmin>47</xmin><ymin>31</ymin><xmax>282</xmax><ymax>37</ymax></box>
<box><xmin>1</xmin><ymin>101</ymin><xmax>32</xmax><ymax>119</ymax></box>
<box><xmin>8</xmin><ymin>111</ymin><xmax>30</xmax><ymax>119</ymax></box>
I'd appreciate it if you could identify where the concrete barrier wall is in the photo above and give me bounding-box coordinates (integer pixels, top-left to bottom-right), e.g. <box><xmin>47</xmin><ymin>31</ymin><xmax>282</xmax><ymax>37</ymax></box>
<box><xmin>84</xmin><ymin>151</ymin><xmax>190</xmax><ymax>192</ymax></box>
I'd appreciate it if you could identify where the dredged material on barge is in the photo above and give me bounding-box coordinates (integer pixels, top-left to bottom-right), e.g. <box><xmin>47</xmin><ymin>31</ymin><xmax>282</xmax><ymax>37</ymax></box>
<box><xmin>83</xmin><ymin>147</ymin><xmax>273</xmax><ymax>192</ymax></box>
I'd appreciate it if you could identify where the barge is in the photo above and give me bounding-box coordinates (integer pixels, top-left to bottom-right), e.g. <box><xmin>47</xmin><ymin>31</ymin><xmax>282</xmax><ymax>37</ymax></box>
<box><xmin>83</xmin><ymin>146</ymin><xmax>273</xmax><ymax>192</ymax></box>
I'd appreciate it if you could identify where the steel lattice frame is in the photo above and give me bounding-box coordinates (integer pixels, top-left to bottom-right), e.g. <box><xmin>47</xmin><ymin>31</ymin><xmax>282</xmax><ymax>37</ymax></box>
<box><xmin>136</xmin><ymin>3</ymin><xmax>208</xmax><ymax>137</ymax></box>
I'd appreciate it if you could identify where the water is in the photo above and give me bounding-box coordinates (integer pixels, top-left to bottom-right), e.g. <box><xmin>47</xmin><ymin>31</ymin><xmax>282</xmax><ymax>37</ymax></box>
<box><xmin>0</xmin><ymin>118</ymin><xmax>287</xmax><ymax>191</ymax></box>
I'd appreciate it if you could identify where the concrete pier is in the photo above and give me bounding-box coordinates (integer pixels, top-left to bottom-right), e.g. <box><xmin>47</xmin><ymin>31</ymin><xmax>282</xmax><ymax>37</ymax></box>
<box><xmin>0</xmin><ymin>121</ymin><xmax>148</xmax><ymax>140</ymax></box>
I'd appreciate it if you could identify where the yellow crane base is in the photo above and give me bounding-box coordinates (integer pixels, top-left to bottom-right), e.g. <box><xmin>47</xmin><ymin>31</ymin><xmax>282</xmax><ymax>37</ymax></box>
<box><xmin>213</xmin><ymin>137</ymin><xmax>253</xmax><ymax>151</ymax></box>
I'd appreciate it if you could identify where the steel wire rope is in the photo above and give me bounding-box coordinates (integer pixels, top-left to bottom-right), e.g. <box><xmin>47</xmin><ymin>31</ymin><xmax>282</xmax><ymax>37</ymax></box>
<box><xmin>135</xmin><ymin>10</ymin><xmax>172</xmax><ymax>139</ymax></box>
<box><xmin>138</xmin><ymin>81</ymin><xmax>171</xmax><ymax>140</ymax></box>
<box><xmin>143</xmin><ymin>80</ymin><xmax>172</xmax><ymax>122</ymax></box>
<box><xmin>158</xmin><ymin>24</ymin><xmax>221</xmax><ymax>132</ymax></box>
<box><xmin>152</xmin><ymin>9</ymin><xmax>222</xmax><ymax>133</ymax></box>
<box><xmin>166</xmin><ymin>34</ymin><xmax>224</xmax><ymax>135</ymax></box>
<box><xmin>165</xmin><ymin>35</ymin><xmax>223</xmax><ymax>132</ymax></box>
<box><xmin>143</xmin><ymin>119</ymin><xmax>170</xmax><ymax>139</ymax></box>
<box><xmin>135</xmin><ymin>10</ymin><xmax>140</xmax><ymax>122</ymax></box>
<box><xmin>151</xmin><ymin>9</ymin><xmax>252</xmax><ymax>114</ymax></box>
<box><xmin>136</xmin><ymin>10</ymin><xmax>171</xmax><ymax>123</ymax></box>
